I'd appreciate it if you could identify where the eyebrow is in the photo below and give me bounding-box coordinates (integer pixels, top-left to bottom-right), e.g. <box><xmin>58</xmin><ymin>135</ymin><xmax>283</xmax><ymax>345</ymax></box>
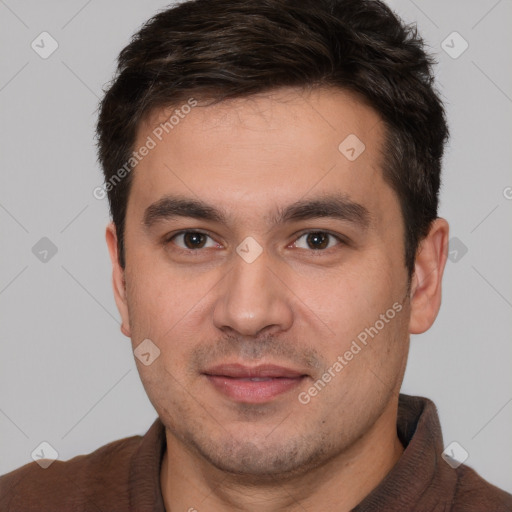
<box><xmin>142</xmin><ymin>194</ymin><xmax>371</xmax><ymax>231</ymax></box>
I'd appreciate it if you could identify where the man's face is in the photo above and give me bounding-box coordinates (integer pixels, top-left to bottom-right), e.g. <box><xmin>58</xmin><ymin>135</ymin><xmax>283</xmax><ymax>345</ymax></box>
<box><xmin>110</xmin><ymin>87</ymin><xmax>412</xmax><ymax>477</ymax></box>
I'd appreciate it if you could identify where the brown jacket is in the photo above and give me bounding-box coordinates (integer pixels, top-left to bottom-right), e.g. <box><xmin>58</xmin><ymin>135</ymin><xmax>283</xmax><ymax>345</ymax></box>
<box><xmin>1</xmin><ymin>394</ymin><xmax>511</xmax><ymax>511</ymax></box>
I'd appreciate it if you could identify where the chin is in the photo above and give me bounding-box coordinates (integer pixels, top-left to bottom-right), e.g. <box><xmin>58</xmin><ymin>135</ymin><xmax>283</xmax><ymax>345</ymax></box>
<box><xmin>187</xmin><ymin>431</ymin><xmax>333</xmax><ymax>481</ymax></box>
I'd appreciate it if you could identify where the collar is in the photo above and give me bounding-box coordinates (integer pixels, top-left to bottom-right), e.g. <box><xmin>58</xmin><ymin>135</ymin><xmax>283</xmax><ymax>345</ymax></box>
<box><xmin>352</xmin><ymin>394</ymin><xmax>457</xmax><ymax>511</ymax></box>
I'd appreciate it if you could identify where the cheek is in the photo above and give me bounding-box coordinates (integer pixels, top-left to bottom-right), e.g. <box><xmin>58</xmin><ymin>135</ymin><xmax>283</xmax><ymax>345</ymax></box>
<box><xmin>302</xmin><ymin>256</ymin><xmax>399</xmax><ymax>341</ymax></box>
<box><xmin>125</xmin><ymin>250</ymin><xmax>207</xmax><ymax>340</ymax></box>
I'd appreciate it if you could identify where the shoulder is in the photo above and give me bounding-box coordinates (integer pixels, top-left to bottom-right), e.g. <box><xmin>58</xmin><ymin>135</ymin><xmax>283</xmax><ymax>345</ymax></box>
<box><xmin>452</xmin><ymin>464</ymin><xmax>512</xmax><ymax>511</ymax></box>
<box><xmin>0</xmin><ymin>433</ymin><xmax>143</xmax><ymax>512</ymax></box>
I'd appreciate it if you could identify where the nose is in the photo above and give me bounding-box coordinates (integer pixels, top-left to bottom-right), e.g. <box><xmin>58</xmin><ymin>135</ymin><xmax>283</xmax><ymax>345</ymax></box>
<box><xmin>212</xmin><ymin>246</ymin><xmax>294</xmax><ymax>337</ymax></box>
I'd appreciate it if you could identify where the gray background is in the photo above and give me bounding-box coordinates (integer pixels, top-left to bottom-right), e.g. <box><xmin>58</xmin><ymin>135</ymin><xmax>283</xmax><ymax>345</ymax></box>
<box><xmin>1</xmin><ymin>0</ymin><xmax>511</xmax><ymax>494</ymax></box>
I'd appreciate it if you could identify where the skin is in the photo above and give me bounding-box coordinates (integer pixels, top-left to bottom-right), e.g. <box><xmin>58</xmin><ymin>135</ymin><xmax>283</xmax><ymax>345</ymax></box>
<box><xmin>105</xmin><ymin>86</ymin><xmax>449</xmax><ymax>511</ymax></box>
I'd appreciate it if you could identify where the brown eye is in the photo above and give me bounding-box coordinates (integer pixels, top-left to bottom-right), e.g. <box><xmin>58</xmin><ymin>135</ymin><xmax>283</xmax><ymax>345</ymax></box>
<box><xmin>183</xmin><ymin>232</ymin><xmax>207</xmax><ymax>249</ymax></box>
<box><xmin>307</xmin><ymin>232</ymin><xmax>329</xmax><ymax>249</ymax></box>
<box><xmin>293</xmin><ymin>231</ymin><xmax>342</xmax><ymax>251</ymax></box>
<box><xmin>169</xmin><ymin>231</ymin><xmax>217</xmax><ymax>250</ymax></box>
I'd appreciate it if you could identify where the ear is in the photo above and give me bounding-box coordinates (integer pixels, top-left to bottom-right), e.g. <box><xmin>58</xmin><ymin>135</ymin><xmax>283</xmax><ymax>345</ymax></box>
<box><xmin>409</xmin><ymin>218</ymin><xmax>449</xmax><ymax>334</ymax></box>
<box><xmin>105</xmin><ymin>222</ymin><xmax>131</xmax><ymax>338</ymax></box>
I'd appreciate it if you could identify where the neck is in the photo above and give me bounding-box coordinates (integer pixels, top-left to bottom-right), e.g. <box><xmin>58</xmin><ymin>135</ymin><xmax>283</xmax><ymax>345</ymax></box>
<box><xmin>160</xmin><ymin>398</ymin><xmax>404</xmax><ymax>511</ymax></box>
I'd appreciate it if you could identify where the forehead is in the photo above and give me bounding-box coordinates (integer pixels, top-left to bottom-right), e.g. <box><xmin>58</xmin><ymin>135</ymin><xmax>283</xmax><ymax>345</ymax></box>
<box><xmin>128</xmin><ymin>87</ymin><xmax>395</xmax><ymax>228</ymax></box>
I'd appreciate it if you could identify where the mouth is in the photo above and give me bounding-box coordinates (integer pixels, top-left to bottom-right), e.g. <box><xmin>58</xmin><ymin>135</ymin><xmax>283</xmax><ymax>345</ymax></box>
<box><xmin>202</xmin><ymin>363</ymin><xmax>308</xmax><ymax>403</ymax></box>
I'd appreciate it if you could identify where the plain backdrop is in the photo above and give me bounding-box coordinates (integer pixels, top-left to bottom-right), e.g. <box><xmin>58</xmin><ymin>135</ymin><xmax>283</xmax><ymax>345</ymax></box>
<box><xmin>1</xmin><ymin>0</ymin><xmax>511</xmax><ymax>494</ymax></box>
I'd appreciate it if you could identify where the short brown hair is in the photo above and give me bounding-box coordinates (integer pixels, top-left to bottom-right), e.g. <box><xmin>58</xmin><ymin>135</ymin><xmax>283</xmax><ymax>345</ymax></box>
<box><xmin>96</xmin><ymin>0</ymin><xmax>449</xmax><ymax>276</ymax></box>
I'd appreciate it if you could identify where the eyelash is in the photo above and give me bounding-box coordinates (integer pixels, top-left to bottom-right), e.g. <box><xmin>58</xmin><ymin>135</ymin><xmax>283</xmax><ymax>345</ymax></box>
<box><xmin>164</xmin><ymin>229</ymin><xmax>347</xmax><ymax>254</ymax></box>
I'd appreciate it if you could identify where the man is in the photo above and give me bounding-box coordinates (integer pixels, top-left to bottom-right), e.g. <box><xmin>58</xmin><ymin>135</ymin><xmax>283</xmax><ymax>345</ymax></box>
<box><xmin>1</xmin><ymin>0</ymin><xmax>511</xmax><ymax>510</ymax></box>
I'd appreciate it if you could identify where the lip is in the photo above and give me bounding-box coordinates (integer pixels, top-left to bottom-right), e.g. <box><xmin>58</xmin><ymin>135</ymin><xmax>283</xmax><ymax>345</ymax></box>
<box><xmin>203</xmin><ymin>363</ymin><xmax>308</xmax><ymax>403</ymax></box>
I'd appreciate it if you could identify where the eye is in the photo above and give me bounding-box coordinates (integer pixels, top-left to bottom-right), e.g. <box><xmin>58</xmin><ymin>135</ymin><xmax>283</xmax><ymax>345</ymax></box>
<box><xmin>292</xmin><ymin>231</ymin><xmax>343</xmax><ymax>251</ymax></box>
<box><xmin>164</xmin><ymin>230</ymin><xmax>346</xmax><ymax>254</ymax></box>
<box><xmin>167</xmin><ymin>231</ymin><xmax>220</xmax><ymax>250</ymax></box>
